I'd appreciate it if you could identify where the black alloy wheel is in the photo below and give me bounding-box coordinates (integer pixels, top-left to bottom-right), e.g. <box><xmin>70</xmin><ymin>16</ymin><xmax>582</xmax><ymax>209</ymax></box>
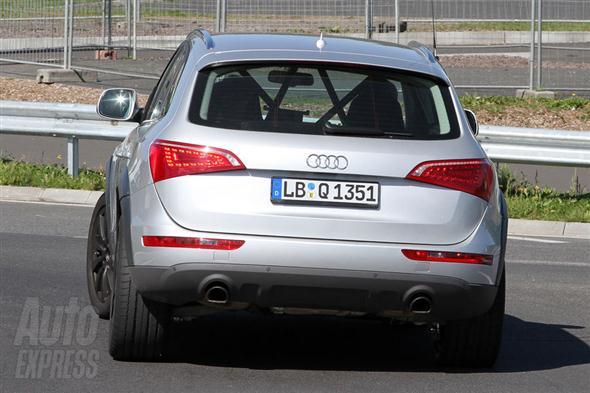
<box><xmin>86</xmin><ymin>193</ymin><xmax>113</xmax><ymax>319</ymax></box>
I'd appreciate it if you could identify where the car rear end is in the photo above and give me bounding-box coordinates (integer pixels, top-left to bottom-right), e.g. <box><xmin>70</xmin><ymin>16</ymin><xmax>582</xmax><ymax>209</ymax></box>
<box><xmin>127</xmin><ymin>56</ymin><xmax>505</xmax><ymax>323</ymax></box>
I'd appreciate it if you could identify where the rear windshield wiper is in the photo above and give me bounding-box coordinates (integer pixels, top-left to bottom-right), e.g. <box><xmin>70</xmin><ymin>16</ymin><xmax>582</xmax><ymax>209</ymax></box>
<box><xmin>322</xmin><ymin>123</ymin><xmax>413</xmax><ymax>138</ymax></box>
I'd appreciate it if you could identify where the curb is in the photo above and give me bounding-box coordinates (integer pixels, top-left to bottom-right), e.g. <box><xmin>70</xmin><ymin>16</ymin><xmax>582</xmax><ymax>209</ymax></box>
<box><xmin>0</xmin><ymin>185</ymin><xmax>102</xmax><ymax>206</ymax></box>
<box><xmin>1</xmin><ymin>185</ymin><xmax>589</xmax><ymax>240</ymax></box>
<box><xmin>508</xmin><ymin>218</ymin><xmax>590</xmax><ymax>240</ymax></box>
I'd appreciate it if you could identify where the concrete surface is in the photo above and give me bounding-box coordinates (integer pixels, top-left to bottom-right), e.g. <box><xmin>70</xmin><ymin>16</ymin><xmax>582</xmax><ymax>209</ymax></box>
<box><xmin>0</xmin><ymin>186</ymin><xmax>103</xmax><ymax>206</ymax></box>
<box><xmin>516</xmin><ymin>89</ymin><xmax>556</xmax><ymax>99</ymax></box>
<box><xmin>508</xmin><ymin>218</ymin><xmax>590</xmax><ymax>239</ymax></box>
<box><xmin>36</xmin><ymin>69</ymin><xmax>98</xmax><ymax>84</ymax></box>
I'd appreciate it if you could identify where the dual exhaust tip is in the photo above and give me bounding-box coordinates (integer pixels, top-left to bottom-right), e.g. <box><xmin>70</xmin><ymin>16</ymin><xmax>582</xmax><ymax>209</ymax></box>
<box><xmin>408</xmin><ymin>295</ymin><xmax>432</xmax><ymax>314</ymax></box>
<box><xmin>203</xmin><ymin>283</ymin><xmax>230</xmax><ymax>305</ymax></box>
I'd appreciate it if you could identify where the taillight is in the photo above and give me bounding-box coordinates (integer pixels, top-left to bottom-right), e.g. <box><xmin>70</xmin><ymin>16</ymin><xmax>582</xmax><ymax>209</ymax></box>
<box><xmin>405</xmin><ymin>159</ymin><xmax>494</xmax><ymax>201</ymax></box>
<box><xmin>402</xmin><ymin>249</ymin><xmax>493</xmax><ymax>265</ymax></box>
<box><xmin>143</xmin><ymin>236</ymin><xmax>244</xmax><ymax>250</ymax></box>
<box><xmin>149</xmin><ymin>139</ymin><xmax>245</xmax><ymax>183</ymax></box>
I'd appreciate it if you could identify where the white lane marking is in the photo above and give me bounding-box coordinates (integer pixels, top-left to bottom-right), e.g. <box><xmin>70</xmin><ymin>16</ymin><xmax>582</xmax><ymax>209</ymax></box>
<box><xmin>508</xmin><ymin>235</ymin><xmax>568</xmax><ymax>244</ymax></box>
<box><xmin>0</xmin><ymin>199</ymin><xmax>93</xmax><ymax>208</ymax></box>
<box><xmin>73</xmin><ymin>236</ymin><xmax>87</xmax><ymax>239</ymax></box>
<box><xmin>508</xmin><ymin>259</ymin><xmax>589</xmax><ymax>268</ymax></box>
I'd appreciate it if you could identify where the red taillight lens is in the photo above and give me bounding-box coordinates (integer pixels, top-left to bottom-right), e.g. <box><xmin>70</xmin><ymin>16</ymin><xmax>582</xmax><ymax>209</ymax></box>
<box><xmin>402</xmin><ymin>249</ymin><xmax>493</xmax><ymax>265</ymax></box>
<box><xmin>149</xmin><ymin>139</ymin><xmax>245</xmax><ymax>183</ymax></box>
<box><xmin>143</xmin><ymin>236</ymin><xmax>244</xmax><ymax>250</ymax></box>
<box><xmin>405</xmin><ymin>159</ymin><xmax>494</xmax><ymax>201</ymax></box>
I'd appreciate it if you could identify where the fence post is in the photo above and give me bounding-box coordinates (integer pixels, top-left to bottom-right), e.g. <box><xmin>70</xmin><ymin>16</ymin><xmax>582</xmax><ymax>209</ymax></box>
<box><xmin>529</xmin><ymin>0</ymin><xmax>536</xmax><ymax>90</ymax></box>
<box><xmin>133</xmin><ymin>0</ymin><xmax>138</xmax><ymax>60</ymax></box>
<box><xmin>216</xmin><ymin>0</ymin><xmax>220</xmax><ymax>32</ymax></box>
<box><xmin>63</xmin><ymin>0</ymin><xmax>70</xmax><ymax>69</ymax></box>
<box><xmin>67</xmin><ymin>137</ymin><xmax>79</xmax><ymax>177</ymax></box>
<box><xmin>127</xmin><ymin>0</ymin><xmax>132</xmax><ymax>57</ymax></box>
<box><xmin>365</xmin><ymin>0</ymin><xmax>373</xmax><ymax>39</ymax></box>
<box><xmin>107</xmin><ymin>0</ymin><xmax>112</xmax><ymax>48</ymax></box>
<box><xmin>67</xmin><ymin>0</ymin><xmax>74</xmax><ymax>69</ymax></box>
<box><xmin>536</xmin><ymin>0</ymin><xmax>543</xmax><ymax>90</ymax></box>
<box><xmin>216</xmin><ymin>0</ymin><xmax>226</xmax><ymax>33</ymax></box>
<box><xmin>395</xmin><ymin>0</ymin><xmax>400</xmax><ymax>44</ymax></box>
<box><xmin>221</xmin><ymin>0</ymin><xmax>227</xmax><ymax>33</ymax></box>
<box><xmin>102</xmin><ymin>0</ymin><xmax>106</xmax><ymax>47</ymax></box>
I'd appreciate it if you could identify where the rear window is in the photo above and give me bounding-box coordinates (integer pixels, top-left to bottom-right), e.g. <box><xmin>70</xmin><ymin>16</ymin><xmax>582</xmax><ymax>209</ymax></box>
<box><xmin>189</xmin><ymin>63</ymin><xmax>460</xmax><ymax>140</ymax></box>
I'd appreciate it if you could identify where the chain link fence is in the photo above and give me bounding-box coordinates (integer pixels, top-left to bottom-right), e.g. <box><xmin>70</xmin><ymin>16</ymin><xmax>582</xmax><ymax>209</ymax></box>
<box><xmin>1</xmin><ymin>0</ymin><xmax>589</xmax><ymax>92</ymax></box>
<box><xmin>538</xmin><ymin>0</ymin><xmax>590</xmax><ymax>91</ymax></box>
<box><xmin>0</xmin><ymin>0</ymin><xmax>68</xmax><ymax>66</ymax></box>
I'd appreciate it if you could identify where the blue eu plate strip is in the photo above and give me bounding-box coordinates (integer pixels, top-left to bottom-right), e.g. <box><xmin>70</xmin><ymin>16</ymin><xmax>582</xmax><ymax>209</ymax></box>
<box><xmin>271</xmin><ymin>178</ymin><xmax>282</xmax><ymax>200</ymax></box>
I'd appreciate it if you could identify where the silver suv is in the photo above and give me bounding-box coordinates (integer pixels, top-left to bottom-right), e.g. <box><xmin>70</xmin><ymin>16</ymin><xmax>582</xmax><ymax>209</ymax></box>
<box><xmin>87</xmin><ymin>30</ymin><xmax>507</xmax><ymax>367</ymax></box>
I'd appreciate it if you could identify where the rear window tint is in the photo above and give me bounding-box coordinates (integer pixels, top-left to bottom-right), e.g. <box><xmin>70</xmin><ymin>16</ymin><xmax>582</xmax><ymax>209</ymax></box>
<box><xmin>189</xmin><ymin>63</ymin><xmax>460</xmax><ymax>140</ymax></box>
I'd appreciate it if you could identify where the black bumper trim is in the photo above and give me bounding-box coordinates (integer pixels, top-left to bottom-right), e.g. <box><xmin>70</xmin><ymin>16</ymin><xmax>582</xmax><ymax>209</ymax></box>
<box><xmin>130</xmin><ymin>263</ymin><xmax>498</xmax><ymax>322</ymax></box>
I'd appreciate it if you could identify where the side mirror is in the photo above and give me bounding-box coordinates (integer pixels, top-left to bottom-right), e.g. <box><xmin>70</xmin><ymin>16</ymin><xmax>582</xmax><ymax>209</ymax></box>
<box><xmin>97</xmin><ymin>88</ymin><xmax>138</xmax><ymax>121</ymax></box>
<box><xmin>464</xmin><ymin>109</ymin><xmax>479</xmax><ymax>136</ymax></box>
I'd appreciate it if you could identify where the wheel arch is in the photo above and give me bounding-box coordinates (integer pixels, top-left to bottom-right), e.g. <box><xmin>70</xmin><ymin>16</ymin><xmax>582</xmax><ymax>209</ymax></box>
<box><xmin>107</xmin><ymin>157</ymin><xmax>134</xmax><ymax>268</ymax></box>
<box><xmin>497</xmin><ymin>192</ymin><xmax>508</xmax><ymax>285</ymax></box>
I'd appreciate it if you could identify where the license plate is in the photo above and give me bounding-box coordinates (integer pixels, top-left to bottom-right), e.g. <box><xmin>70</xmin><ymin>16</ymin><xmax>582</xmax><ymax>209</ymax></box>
<box><xmin>271</xmin><ymin>178</ymin><xmax>379</xmax><ymax>208</ymax></box>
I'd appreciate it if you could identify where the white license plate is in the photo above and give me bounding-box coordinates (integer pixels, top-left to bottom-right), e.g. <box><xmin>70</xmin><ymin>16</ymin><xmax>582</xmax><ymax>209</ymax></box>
<box><xmin>271</xmin><ymin>178</ymin><xmax>379</xmax><ymax>208</ymax></box>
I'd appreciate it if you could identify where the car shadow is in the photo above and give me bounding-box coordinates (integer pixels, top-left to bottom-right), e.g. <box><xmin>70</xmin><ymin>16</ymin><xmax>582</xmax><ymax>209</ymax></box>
<box><xmin>166</xmin><ymin>312</ymin><xmax>589</xmax><ymax>373</ymax></box>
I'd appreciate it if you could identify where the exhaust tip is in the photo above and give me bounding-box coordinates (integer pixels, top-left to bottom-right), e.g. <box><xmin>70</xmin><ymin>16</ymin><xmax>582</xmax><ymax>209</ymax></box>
<box><xmin>409</xmin><ymin>295</ymin><xmax>432</xmax><ymax>314</ymax></box>
<box><xmin>204</xmin><ymin>284</ymin><xmax>230</xmax><ymax>304</ymax></box>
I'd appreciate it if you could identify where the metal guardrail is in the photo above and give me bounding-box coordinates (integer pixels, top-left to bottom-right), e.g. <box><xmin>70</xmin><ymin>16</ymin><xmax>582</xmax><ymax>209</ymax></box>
<box><xmin>478</xmin><ymin>125</ymin><xmax>590</xmax><ymax>167</ymax></box>
<box><xmin>0</xmin><ymin>100</ymin><xmax>136</xmax><ymax>176</ymax></box>
<box><xmin>1</xmin><ymin>100</ymin><xmax>589</xmax><ymax>176</ymax></box>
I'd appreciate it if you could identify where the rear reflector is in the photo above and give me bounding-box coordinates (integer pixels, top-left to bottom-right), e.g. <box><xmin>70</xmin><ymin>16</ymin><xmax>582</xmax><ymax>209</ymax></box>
<box><xmin>402</xmin><ymin>249</ymin><xmax>493</xmax><ymax>265</ymax></box>
<box><xmin>143</xmin><ymin>236</ymin><xmax>244</xmax><ymax>250</ymax></box>
<box><xmin>149</xmin><ymin>139</ymin><xmax>245</xmax><ymax>183</ymax></box>
<box><xmin>405</xmin><ymin>159</ymin><xmax>494</xmax><ymax>201</ymax></box>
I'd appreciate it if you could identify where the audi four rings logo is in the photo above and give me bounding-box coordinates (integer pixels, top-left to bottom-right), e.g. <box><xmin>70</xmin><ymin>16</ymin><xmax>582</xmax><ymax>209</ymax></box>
<box><xmin>306</xmin><ymin>154</ymin><xmax>349</xmax><ymax>170</ymax></box>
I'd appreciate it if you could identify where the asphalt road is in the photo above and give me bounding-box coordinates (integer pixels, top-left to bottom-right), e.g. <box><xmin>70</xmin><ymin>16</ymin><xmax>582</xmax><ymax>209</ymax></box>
<box><xmin>0</xmin><ymin>200</ymin><xmax>588</xmax><ymax>392</ymax></box>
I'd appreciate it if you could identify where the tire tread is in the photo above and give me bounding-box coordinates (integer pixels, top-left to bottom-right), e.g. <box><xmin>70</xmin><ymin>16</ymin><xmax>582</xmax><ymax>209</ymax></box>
<box><xmin>108</xmin><ymin>220</ymin><xmax>169</xmax><ymax>361</ymax></box>
<box><xmin>436</xmin><ymin>272</ymin><xmax>505</xmax><ymax>368</ymax></box>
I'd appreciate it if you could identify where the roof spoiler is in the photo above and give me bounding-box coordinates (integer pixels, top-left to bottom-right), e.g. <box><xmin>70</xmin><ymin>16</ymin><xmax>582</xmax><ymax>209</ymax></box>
<box><xmin>407</xmin><ymin>41</ymin><xmax>438</xmax><ymax>63</ymax></box>
<box><xmin>187</xmin><ymin>28</ymin><xmax>215</xmax><ymax>50</ymax></box>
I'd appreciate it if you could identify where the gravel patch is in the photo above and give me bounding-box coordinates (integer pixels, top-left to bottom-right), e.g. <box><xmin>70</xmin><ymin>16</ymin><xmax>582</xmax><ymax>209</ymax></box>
<box><xmin>476</xmin><ymin>107</ymin><xmax>590</xmax><ymax>131</ymax></box>
<box><xmin>0</xmin><ymin>76</ymin><xmax>148</xmax><ymax>105</ymax></box>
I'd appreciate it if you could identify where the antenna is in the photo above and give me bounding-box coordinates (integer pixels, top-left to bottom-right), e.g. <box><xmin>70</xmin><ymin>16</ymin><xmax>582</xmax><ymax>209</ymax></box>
<box><xmin>316</xmin><ymin>32</ymin><xmax>326</xmax><ymax>50</ymax></box>
<box><xmin>430</xmin><ymin>0</ymin><xmax>438</xmax><ymax>57</ymax></box>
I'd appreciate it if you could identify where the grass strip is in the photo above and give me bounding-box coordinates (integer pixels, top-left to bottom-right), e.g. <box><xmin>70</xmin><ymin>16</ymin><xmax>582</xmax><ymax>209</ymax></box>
<box><xmin>0</xmin><ymin>158</ymin><xmax>105</xmax><ymax>191</ymax></box>
<box><xmin>498</xmin><ymin>165</ymin><xmax>589</xmax><ymax>223</ymax></box>
<box><xmin>506</xmin><ymin>194</ymin><xmax>590</xmax><ymax>222</ymax></box>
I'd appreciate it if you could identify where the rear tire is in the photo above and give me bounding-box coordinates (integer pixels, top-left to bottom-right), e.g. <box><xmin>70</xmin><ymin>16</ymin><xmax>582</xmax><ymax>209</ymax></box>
<box><xmin>108</xmin><ymin>216</ymin><xmax>170</xmax><ymax>361</ymax></box>
<box><xmin>435</xmin><ymin>271</ymin><xmax>505</xmax><ymax>368</ymax></box>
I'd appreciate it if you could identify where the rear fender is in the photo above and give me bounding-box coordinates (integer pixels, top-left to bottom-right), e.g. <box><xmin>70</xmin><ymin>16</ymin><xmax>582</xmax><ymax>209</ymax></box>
<box><xmin>105</xmin><ymin>156</ymin><xmax>132</xmax><ymax>267</ymax></box>
<box><xmin>104</xmin><ymin>156</ymin><xmax>117</xmax><ymax>249</ymax></box>
<box><xmin>497</xmin><ymin>193</ymin><xmax>508</xmax><ymax>285</ymax></box>
<box><xmin>118</xmin><ymin>195</ymin><xmax>134</xmax><ymax>267</ymax></box>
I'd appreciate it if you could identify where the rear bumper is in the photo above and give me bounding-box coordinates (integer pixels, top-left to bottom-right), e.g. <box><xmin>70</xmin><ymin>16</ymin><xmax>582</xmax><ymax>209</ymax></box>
<box><xmin>130</xmin><ymin>263</ymin><xmax>498</xmax><ymax>321</ymax></box>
